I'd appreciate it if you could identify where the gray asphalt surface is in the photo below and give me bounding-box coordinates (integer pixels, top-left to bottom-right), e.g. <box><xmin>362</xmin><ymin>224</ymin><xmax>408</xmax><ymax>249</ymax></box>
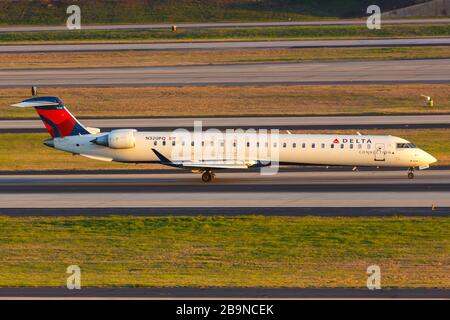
<box><xmin>2</xmin><ymin>19</ymin><xmax>449</xmax><ymax>33</ymax></box>
<box><xmin>2</xmin><ymin>38</ymin><xmax>450</xmax><ymax>53</ymax></box>
<box><xmin>2</xmin><ymin>169</ymin><xmax>447</xmax><ymax>299</ymax></box>
<box><xmin>1</xmin><ymin>59</ymin><xmax>449</xmax><ymax>88</ymax></box>
<box><xmin>1</xmin><ymin>207</ymin><xmax>448</xmax><ymax>217</ymax></box>
<box><xmin>2</xmin><ymin>115</ymin><xmax>449</xmax><ymax>133</ymax></box>
<box><xmin>1</xmin><ymin>171</ymin><xmax>449</xmax><ymax>210</ymax></box>
<box><xmin>0</xmin><ymin>287</ymin><xmax>448</xmax><ymax>299</ymax></box>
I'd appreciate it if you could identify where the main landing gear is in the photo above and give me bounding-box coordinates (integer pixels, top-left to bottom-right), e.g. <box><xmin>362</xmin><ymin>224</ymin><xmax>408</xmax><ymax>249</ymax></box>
<box><xmin>201</xmin><ymin>170</ymin><xmax>215</xmax><ymax>183</ymax></box>
<box><xmin>407</xmin><ymin>167</ymin><xmax>414</xmax><ymax>179</ymax></box>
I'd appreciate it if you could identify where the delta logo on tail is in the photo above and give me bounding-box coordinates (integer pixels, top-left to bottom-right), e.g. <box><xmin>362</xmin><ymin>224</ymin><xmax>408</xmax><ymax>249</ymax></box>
<box><xmin>12</xmin><ymin>96</ymin><xmax>90</xmax><ymax>138</ymax></box>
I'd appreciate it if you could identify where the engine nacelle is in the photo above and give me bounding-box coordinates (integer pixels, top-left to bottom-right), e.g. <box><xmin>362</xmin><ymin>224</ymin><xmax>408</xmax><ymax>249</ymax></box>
<box><xmin>93</xmin><ymin>129</ymin><xmax>137</xmax><ymax>149</ymax></box>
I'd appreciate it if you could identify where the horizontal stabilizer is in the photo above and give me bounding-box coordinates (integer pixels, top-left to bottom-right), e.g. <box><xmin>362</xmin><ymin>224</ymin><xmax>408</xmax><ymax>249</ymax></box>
<box><xmin>11</xmin><ymin>101</ymin><xmax>59</xmax><ymax>108</ymax></box>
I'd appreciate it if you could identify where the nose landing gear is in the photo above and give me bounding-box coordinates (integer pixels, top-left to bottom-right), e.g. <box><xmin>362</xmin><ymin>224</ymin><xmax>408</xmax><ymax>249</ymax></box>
<box><xmin>201</xmin><ymin>170</ymin><xmax>215</xmax><ymax>183</ymax></box>
<box><xmin>407</xmin><ymin>167</ymin><xmax>414</xmax><ymax>179</ymax></box>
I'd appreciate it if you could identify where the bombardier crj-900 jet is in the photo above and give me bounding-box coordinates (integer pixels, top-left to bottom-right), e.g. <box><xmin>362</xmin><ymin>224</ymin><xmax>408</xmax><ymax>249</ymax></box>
<box><xmin>12</xmin><ymin>96</ymin><xmax>437</xmax><ymax>182</ymax></box>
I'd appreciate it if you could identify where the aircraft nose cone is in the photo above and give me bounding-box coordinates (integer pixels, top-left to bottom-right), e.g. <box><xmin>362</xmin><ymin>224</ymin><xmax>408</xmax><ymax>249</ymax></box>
<box><xmin>429</xmin><ymin>155</ymin><xmax>437</xmax><ymax>164</ymax></box>
<box><xmin>424</xmin><ymin>151</ymin><xmax>437</xmax><ymax>164</ymax></box>
<box><xmin>43</xmin><ymin>138</ymin><xmax>54</xmax><ymax>148</ymax></box>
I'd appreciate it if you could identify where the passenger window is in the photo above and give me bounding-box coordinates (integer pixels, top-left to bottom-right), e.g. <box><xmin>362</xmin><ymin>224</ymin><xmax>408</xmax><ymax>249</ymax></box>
<box><xmin>312</xmin><ymin>143</ymin><xmax>315</xmax><ymax>149</ymax></box>
<box><xmin>367</xmin><ymin>144</ymin><xmax>371</xmax><ymax>149</ymax></box>
<box><xmin>321</xmin><ymin>143</ymin><xmax>325</xmax><ymax>149</ymax></box>
<box><xmin>210</xmin><ymin>141</ymin><xmax>214</xmax><ymax>146</ymax></box>
<box><xmin>153</xmin><ymin>141</ymin><xmax>157</xmax><ymax>146</ymax></box>
<box><xmin>293</xmin><ymin>143</ymin><xmax>296</xmax><ymax>148</ymax></box>
<box><xmin>340</xmin><ymin>144</ymin><xmax>344</xmax><ymax>149</ymax></box>
<box><xmin>330</xmin><ymin>144</ymin><xmax>334</xmax><ymax>149</ymax></box>
<box><xmin>247</xmin><ymin>142</ymin><xmax>250</xmax><ymax>147</ymax></box>
<box><xmin>350</xmin><ymin>144</ymin><xmax>353</xmax><ymax>149</ymax></box>
<box><xmin>172</xmin><ymin>141</ymin><xmax>176</xmax><ymax>146</ymax></box>
<box><xmin>220</xmin><ymin>142</ymin><xmax>224</xmax><ymax>147</ymax></box>
<box><xmin>283</xmin><ymin>143</ymin><xmax>287</xmax><ymax>148</ymax></box>
<box><xmin>265</xmin><ymin>142</ymin><xmax>268</xmax><ymax>147</ymax></box>
<box><xmin>182</xmin><ymin>141</ymin><xmax>185</xmax><ymax>146</ymax></box>
<box><xmin>273</xmin><ymin>142</ymin><xmax>277</xmax><ymax>148</ymax></box>
<box><xmin>302</xmin><ymin>143</ymin><xmax>306</xmax><ymax>148</ymax></box>
<box><xmin>358</xmin><ymin>144</ymin><xmax>362</xmax><ymax>149</ymax></box>
<box><xmin>162</xmin><ymin>141</ymin><xmax>166</xmax><ymax>146</ymax></box>
<box><xmin>191</xmin><ymin>141</ymin><xmax>194</xmax><ymax>146</ymax></box>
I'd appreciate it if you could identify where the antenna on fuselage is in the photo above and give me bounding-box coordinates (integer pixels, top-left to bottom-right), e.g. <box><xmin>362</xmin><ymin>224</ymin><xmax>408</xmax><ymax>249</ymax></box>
<box><xmin>31</xmin><ymin>86</ymin><xmax>38</xmax><ymax>96</ymax></box>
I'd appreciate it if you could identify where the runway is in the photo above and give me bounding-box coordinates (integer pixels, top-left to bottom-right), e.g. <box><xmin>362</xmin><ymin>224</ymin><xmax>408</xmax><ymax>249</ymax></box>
<box><xmin>0</xmin><ymin>287</ymin><xmax>448</xmax><ymax>299</ymax></box>
<box><xmin>1</xmin><ymin>171</ymin><xmax>449</xmax><ymax>214</ymax></box>
<box><xmin>1</xmin><ymin>114</ymin><xmax>449</xmax><ymax>133</ymax></box>
<box><xmin>1</xmin><ymin>59</ymin><xmax>449</xmax><ymax>88</ymax></box>
<box><xmin>2</xmin><ymin>18</ymin><xmax>449</xmax><ymax>33</ymax></box>
<box><xmin>2</xmin><ymin>38</ymin><xmax>450</xmax><ymax>53</ymax></box>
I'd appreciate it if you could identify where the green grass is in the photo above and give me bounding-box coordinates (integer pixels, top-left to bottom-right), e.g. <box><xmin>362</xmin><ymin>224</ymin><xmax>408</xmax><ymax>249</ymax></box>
<box><xmin>1</xmin><ymin>85</ymin><xmax>449</xmax><ymax>119</ymax></box>
<box><xmin>0</xmin><ymin>129</ymin><xmax>448</xmax><ymax>172</ymax></box>
<box><xmin>1</xmin><ymin>47</ymin><xmax>450</xmax><ymax>71</ymax></box>
<box><xmin>235</xmin><ymin>46</ymin><xmax>450</xmax><ymax>63</ymax></box>
<box><xmin>0</xmin><ymin>0</ymin><xmax>420</xmax><ymax>25</ymax></box>
<box><xmin>2</xmin><ymin>24</ymin><xmax>449</xmax><ymax>43</ymax></box>
<box><xmin>0</xmin><ymin>215</ymin><xmax>447</xmax><ymax>287</ymax></box>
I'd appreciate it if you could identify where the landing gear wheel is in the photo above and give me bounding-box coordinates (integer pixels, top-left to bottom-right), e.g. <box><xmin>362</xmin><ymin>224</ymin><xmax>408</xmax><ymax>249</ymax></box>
<box><xmin>201</xmin><ymin>171</ymin><xmax>213</xmax><ymax>183</ymax></box>
<box><xmin>407</xmin><ymin>167</ymin><xmax>414</xmax><ymax>179</ymax></box>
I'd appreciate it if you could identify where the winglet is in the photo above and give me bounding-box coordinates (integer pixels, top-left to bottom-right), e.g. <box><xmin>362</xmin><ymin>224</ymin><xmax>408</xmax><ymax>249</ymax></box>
<box><xmin>151</xmin><ymin>148</ymin><xmax>173</xmax><ymax>164</ymax></box>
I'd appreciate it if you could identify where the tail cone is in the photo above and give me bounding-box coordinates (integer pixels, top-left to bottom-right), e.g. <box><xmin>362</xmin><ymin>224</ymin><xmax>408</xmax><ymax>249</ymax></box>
<box><xmin>43</xmin><ymin>138</ymin><xmax>54</xmax><ymax>148</ymax></box>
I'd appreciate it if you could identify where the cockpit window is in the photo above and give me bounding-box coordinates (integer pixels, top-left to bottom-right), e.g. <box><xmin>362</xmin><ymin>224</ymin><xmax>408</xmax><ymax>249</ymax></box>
<box><xmin>396</xmin><ymin>143</ymin><xmax>416</xmax><ymax>149</ymax></box>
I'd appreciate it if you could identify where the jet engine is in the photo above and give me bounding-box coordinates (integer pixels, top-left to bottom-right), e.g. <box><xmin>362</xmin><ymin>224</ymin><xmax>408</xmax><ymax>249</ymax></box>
<box><xmin>93</xmin><ymin>129</ymin><xmax>137</xmax><ymax>149</ymax></box>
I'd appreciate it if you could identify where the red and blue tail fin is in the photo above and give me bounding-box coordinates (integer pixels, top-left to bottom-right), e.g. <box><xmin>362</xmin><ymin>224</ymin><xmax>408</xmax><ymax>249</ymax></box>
<box><xmin>12</xmin><ymin>96</ymin><xmax>90</xmax><ymax>138</ymax></box>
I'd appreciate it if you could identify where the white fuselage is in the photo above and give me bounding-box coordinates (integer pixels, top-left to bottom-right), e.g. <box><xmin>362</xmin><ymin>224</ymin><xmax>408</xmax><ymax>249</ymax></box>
<box><xmin>52</xmin><ymin>131</ymin><xmax>437</xmax><ymax>168</ymax></box>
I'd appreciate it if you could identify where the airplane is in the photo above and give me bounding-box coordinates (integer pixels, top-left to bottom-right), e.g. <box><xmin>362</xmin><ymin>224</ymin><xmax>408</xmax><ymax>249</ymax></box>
<box><xmin>11</xmin><ymin>95</ymin><xmax>437</xmax><ymax>182</ymax></box>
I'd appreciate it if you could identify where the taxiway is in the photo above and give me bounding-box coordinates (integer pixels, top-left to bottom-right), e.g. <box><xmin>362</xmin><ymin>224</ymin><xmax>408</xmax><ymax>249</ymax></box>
<box><xmin>1</xmin><ymin>59</ymin><xmax>449</xmax><ymax>88</ymax></box>
<box><xmin>1</xmin><ymin>170</ymin><xmax>449</xmax><ymax>213</ymax></box>
<box><xmin>1</xmin><ymin>114</ymin><xmax>449</xmax><ymax>133</ymax></box>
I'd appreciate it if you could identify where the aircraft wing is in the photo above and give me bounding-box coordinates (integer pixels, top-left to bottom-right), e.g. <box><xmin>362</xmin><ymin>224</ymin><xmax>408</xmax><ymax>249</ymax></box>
<box><xmin>151</xmin><ymin>148</ymin><xmax>255</xmax><ymax>170</ymax></box>
<box><xmin>180</xmin><ymin>162</ymin><xmax>251</xmax><ymax>169</ymax></box>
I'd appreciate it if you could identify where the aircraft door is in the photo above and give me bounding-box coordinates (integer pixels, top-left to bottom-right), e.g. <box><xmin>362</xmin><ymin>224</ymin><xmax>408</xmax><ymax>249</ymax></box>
<box><xmin>375</xmin><ymin>143</ymin><xmax>385</xmax><ymax>161</ymax></box>
<box><xmin>218</xmin><ymin>138</ymin><xmax>226</xmax><ymax>161</ymax></box>
<box><xmin>224</xmin><ymin>139</ymin><xmax>237</xmax><ymax>161</ymax></box>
